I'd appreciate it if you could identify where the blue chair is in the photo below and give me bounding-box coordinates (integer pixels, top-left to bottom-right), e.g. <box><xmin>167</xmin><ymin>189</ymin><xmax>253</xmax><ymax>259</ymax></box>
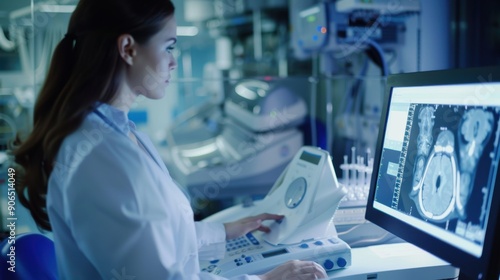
<box><xmin>0</xmin><ymin>233</ymin><xmax>58</xmax><ymax>280</ymax></box>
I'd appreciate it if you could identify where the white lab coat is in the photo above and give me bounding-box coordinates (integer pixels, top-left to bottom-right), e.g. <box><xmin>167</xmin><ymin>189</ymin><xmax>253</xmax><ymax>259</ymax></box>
<box><xmin>47</xmin><ymin>103</ymin><xmax>259</xmax><ymax>280</ymax></box>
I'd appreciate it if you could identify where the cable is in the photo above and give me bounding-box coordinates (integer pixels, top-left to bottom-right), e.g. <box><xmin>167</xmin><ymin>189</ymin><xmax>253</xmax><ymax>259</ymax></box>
<box><xmin>336</xmin><ymin>221</ymin><xmax>369</xmax><ymax>236</ymax></box>
<box><xmin>364</xmin><ymin>38</ymin><xmax>389</xmax><ymax>76</ymax></box>
<box><xmin>325</xmin><ymin>70</ymin><xmax>333</xmax><ymax>154</ymax></box>
<box><xmin>347</xmin><ymin>231</ymin><xmax>392</xmax><ymax>247</ymax></box>
<box><xmin>309</xmin><ymin>53</ymin><xmax>319</xmax><ymax>147</ymax></box>
<box><xmin>353</xmin><ymin>57</ymin><xmax>369</xmax><ymax>153</ymax></box>
<box><xmin>337</xmin><ymin>221</ymin><xmax>398</xmax><ymax>247</ymax></box>
<box><xmin>0</xmin><ymin>27</ymin><xmax>15</xmax><ymax>51</ymax></box>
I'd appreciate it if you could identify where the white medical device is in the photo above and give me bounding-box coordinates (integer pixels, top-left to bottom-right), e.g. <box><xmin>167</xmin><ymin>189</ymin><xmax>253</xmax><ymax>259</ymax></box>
<box><xmin>162</xmin><ymin>78</ymin><xmax>308</xmax><ymax>200</ymax></box>
<box><xmin>258</xmin><ymin>146</ymin><xmax>347</xmax><ymax>245</ymax></box>
<box><xmin>225</xmin><ymin>79</ymin><xmax>307</xmax><ymax>132</ymax></box>
<box><xmin>201</xmin><ymin>146</ymin><xmax>351</xmax><ymax>277</ymax></box>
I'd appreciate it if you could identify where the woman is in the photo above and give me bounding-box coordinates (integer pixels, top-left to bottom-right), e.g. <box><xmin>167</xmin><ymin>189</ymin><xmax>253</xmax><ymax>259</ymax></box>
<box><xmin>11</xmin><ymin>0</ymin><xmax>327</xmax><ymax>279</ymax></box>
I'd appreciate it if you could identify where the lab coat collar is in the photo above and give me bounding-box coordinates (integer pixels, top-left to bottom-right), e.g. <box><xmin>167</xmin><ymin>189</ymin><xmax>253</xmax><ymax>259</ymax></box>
<box><xmin>94</xmin><ymin>103</ymin><xmax>136</xmax><ymax>136</ymax></box>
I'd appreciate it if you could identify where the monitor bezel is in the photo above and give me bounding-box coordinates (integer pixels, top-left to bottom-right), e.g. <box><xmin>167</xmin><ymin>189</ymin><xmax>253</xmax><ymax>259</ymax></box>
<box><xmin>365</xmin><ymin>66</ymin><xmax>500</xmax><ymax>280</ymax></box>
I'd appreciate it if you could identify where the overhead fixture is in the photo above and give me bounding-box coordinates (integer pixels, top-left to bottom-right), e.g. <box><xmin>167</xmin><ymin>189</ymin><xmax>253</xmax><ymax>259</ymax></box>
<box><xmin>177</xmin><ymin>26</ymin><xmax>199</xmax><ymax>37</ymax></box>
<box><xmin>10</xmin><ymin>4</ymin><xmax>76</xmax><ymax>19</ymax></box>
<box><xmin>10</xmin><ymin>4</ymin><xmax>199</xmax><ymax>38</ymax></box>
<box><xmin>38</xmin><ymin>5</ymin><xmax>76</xmax><ymax>13</ymax></box>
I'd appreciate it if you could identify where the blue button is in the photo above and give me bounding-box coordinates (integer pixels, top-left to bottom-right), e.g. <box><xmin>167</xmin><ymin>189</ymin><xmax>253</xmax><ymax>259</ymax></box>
<box><xmin>245</xmin><ymin>256</ymin><xmax>252</xmax><ymax>262</ymax></box>
<box><xmin>314</xmin><ymin>241</ymin><xmax>323</xmax><ymax>246</ymax></box>
<box><xmin>337</xmin><ymin>257</ymin><xmax>347</xmax><ymax>268</ymax></box>
<box><xmin>249</xmin><ymin>237</ymin><xmax>259</xmax><ymax>245</ymax></box>
<box><xmin>209</xmin><ymin>259</ymin><xmax>219</xmax><ymax>264</ymax></box>
<box><xmin>299</xmin><ymin>243</ymin><xmax>309</xmax><ymax>249</ymax></box>
<box><xmin>323</xmin><ymin>259</ymin><xmax>334</xmax><ymax>270</ymax></box>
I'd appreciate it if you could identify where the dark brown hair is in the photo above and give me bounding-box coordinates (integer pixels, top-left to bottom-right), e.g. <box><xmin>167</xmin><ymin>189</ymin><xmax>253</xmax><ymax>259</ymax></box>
<box><xmin>10</xmin><ymin>0</ymin><xmax>175</xmax><ymax>231</ymax></box>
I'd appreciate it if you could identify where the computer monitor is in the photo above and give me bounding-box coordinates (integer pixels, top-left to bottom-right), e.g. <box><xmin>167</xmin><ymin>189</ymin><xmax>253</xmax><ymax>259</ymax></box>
<box><xmin>365</xmin><ymin>66</ymin><xmax>500</xmax><ymax>280</ymax></box>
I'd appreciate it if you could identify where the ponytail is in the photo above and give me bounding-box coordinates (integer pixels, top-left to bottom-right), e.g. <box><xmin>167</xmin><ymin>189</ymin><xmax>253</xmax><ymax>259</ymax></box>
<box><xmin>11</xmin><ymin>35</ymin><xmax>83</xmax><ymax>231</ymax></box>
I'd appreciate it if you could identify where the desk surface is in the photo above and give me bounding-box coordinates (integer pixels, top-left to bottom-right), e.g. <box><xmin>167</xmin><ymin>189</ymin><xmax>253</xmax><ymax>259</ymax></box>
<box><xmin>327</xmin><ymin>242</ymin><xmax>460</xmax><ymax>280</ymax></box>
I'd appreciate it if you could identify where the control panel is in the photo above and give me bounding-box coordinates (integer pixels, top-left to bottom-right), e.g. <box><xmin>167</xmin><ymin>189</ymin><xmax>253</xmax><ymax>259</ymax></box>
<box><xmin>200</xmin><ymin>232</ymin><xmax>351</xmax><ymax>278</ymax></box>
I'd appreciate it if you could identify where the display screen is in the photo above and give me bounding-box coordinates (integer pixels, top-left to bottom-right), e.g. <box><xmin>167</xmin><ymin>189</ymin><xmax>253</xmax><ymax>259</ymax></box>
<box><xmin>262</xmin><ymin>248</ymin><xmax>289</xmax><ymax>258</ymax></box>
<box><xmin>300</xmin><ymin>151</ymin><xmax>321</xmax><ymax>165</ymax></box>
<box><xmin>373</xmin><ymin>82</ymin><xmax>500</xmax><ymax>258</ymax></box>
<box><xmin>366</xmin><ymin>67</ymin><xmax>500</xmax><ymax>280</ymax></box>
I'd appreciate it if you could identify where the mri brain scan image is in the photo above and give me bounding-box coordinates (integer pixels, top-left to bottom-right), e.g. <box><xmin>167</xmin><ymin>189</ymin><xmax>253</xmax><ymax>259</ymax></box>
<box><xmin>457</xmin><ymin>109</ymin><xmax>494</xmax><ymax>218</ymax></box>
<box><xmin>411</xmin><ymin>106</ymin><xmax>436</xmax><ymax>196</ymax></box>
<box><xmin>414</xmin><ymin>130</ymin><xmax>458</xmax><ymax>222</ymax></box>
<box><xmin>406</xmin><ymin>105</ymin><xmax>498</xmax><ymax>225</ymax></box>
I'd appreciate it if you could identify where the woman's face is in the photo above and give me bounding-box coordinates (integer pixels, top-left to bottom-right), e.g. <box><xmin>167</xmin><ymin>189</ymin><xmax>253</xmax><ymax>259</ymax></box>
<box><xmin>126</xmin><ymin>16</ymin><xmax>178</xmax><ymax>100</ymax></box>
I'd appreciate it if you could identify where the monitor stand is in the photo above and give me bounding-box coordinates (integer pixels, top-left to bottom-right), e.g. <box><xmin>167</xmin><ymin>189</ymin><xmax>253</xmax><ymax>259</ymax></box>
<box><xmin>327</xmin><ymin>242</ymin><xmax>459</xmax><ymax>280</ymax></box>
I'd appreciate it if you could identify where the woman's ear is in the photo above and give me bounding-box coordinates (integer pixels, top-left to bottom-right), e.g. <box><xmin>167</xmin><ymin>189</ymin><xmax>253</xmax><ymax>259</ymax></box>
<box><xmin>117</xmin><ymin>34</ymin><xmax>136</xmax><ymax>65</ymax></box>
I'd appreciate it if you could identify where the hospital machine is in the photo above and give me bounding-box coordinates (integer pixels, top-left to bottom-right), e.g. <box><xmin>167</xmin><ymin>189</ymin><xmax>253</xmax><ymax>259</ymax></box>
<box><xmin>287</xmin><ymin>0</ymin><xmax>422</xmax><ymax>249</ymax></box>
<box><xmin>291</xmin><ymin>0</ymin><xmax>420</xmax><ymax>63</ymax></box>
<box><xmin>200</xmin><ymin>146</ymin><xmax>352</xmax><ymax>277</ymax></box>
<box><xmin>205</xmin><ymin>67</ymin><xmax>500</xmax><ymax>280</ymax></box>
<box><xmin>162</xmin><ymin>78</ymin><xmax>308</xmax><ymax>201</ymax></box>
<box><xmin>290</xmin><ymin>0</ymin><xmax>422</xmax><ymax>154</ymax></box>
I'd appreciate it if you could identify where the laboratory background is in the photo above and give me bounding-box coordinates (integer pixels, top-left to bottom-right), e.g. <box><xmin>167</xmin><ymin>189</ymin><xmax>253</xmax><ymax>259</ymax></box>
<box><xmin>0</xmin><ymin>0</ymin><xmax>499</xmax><ymax>278</ymax></box>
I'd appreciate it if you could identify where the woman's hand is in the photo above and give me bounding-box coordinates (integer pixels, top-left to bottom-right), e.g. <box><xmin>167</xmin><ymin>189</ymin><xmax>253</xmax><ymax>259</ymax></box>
<box><xmin>258</xmin><ymin>260</ymin><xmax>328</xmax><ymax>280</ymax></box>
<box><xmin>223</xmin><ymin>213</ymin><xmax>284</xmax><ymax>240</ymax></box>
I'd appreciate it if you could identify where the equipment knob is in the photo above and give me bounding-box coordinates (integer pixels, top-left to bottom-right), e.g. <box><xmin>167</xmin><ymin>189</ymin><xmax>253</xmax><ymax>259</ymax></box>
<box><xmin>337</xmin><ymin>257</ymin><xmax>347</xmax><ymax>268</ymax></box>
<box><xmin>323</xmin><ymin>259</ymin><xmax>334</xmax><ymax>270</ymax></box>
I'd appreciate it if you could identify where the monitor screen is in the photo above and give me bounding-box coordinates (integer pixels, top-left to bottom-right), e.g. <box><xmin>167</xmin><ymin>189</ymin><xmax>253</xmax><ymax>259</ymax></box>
<box><xmin>365</xmin><ymin>66</ymin><xmax>500</xmax><ymax>280</ymax></box>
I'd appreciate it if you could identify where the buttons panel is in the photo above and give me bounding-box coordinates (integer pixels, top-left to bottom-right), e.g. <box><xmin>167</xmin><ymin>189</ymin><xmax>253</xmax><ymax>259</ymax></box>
<box><xmin>201</xmin><ymin>235</ymin><xmax>351</xmax><ymax>276</ymax></box>
<box><xmin>226</xmin><ymin>232</ymin><xmax>260</xmax><ymax>252</ymax></box>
